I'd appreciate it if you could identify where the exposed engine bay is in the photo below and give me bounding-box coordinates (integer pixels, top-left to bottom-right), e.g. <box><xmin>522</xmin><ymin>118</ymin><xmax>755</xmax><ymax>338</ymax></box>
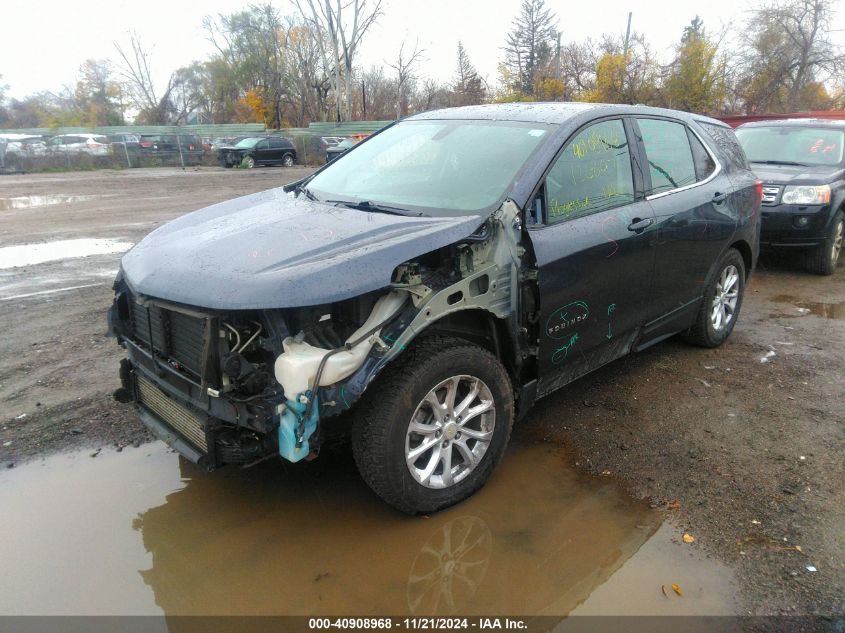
<box><xmin>109</xmin><ymin>201</ymin><xmax>531</xmax><ymax>470</ymax></box>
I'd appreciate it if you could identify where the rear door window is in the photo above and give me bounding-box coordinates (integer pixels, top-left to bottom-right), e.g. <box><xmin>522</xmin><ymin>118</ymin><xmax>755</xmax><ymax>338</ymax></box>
<box><xmin>637</xmin><ymin>118</ymin><xmax>696</xmax><ymax>195</ymax></box>
<box><xmin>545</xmin><ymin>118</ymin><xmax>635</xmax><ymax>223</ymax></box>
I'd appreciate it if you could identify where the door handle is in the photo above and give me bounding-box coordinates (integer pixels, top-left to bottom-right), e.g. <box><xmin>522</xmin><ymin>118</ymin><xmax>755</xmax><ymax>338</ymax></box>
<box><xmin>712</xmin><ymin>192</ymin><xmax>728</xmax><ymax>204</ymax></box>
<box><xmin>627</xmin><ymin>217</ymin><xmax>654</xmax><ymax>233</ymax></box>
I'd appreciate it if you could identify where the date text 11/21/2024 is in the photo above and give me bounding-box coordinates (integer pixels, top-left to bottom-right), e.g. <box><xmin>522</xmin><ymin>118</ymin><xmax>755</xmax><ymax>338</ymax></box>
<box><xmin>307</xmin><ymin>618</ymin><xmax>529</xmax><ymax>630</ymax></box>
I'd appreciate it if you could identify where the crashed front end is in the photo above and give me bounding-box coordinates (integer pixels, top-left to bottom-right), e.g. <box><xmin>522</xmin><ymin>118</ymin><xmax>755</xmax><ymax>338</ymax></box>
<box><xmin>218</xmin><ymin>148</ymin><xmax>246</xmax><ymax>167</ymax></box>
<box><xmin>107</xmin><ymin>187</ymin><xmax>526</xmax><ymax>470</ymax></box>
<box><xmin>109</xmin><ymin>282</ymin><xmax>417</xmax><ymax>468</ymax></box>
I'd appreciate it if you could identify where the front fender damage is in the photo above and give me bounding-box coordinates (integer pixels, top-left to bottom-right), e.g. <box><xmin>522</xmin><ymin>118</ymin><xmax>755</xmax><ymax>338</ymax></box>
<box><xmin>275</xmin><ymin>200</ymin><xmax>526</xmax><ymax>462</ymax></box>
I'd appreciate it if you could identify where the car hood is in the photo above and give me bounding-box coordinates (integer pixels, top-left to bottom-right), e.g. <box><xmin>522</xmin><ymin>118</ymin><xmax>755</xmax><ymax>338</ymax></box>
<box><xmin>121</xmin><ymin>187</ymin><xmax>485</xmax><ymax>310</ymax></box>
<box><xmin>218</xmin><ymin>145</ymin><xmax>247</xmax><ymax>151</ymax></box>
<box><xmin>751</xmin><ymin>163</ymin><xmax>844</xmax><ymax>186</ymax></box>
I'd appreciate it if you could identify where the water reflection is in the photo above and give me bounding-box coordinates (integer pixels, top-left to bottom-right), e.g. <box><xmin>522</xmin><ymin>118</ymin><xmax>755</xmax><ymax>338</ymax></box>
<box><xmin>0</xmin><ymin>440</ymin><xmax>732</xmax><ymax>618</ymax></box>
<box><xmin>406</xmin><ymin>516</ymin><xmax>492</xmax><ymax>613</ymax></box>
<box><xmin>770</xmin><ymin>294</ymin><xmax>845</xmax><ymax>320</ymax></box>
<box><xmin>133</xmin><ymin>443</ymin><xmax>661</xmax><ymax>616</ymax></box>
<box><xmin>0</xmin><ymin>194</ymin><xmax>97</xmax><ymax>210</ymax></box>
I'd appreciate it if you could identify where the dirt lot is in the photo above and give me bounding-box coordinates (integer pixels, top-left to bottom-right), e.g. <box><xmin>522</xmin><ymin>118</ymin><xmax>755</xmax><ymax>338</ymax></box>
<box><xmin>0</xmin><ymin>168</ymin><xmax>843</xmax><ymax>620</ymax></box>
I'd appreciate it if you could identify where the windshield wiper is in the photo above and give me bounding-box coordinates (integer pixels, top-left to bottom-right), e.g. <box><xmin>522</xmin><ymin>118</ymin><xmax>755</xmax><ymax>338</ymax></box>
<box><xmin>751</xmin><ymin>160</ymin><xmax>808</xmax><ymax>167</ymax></box>
<box><xmin>325</xmin><ymin>199</ymin><xmax>425</xmax><ymax>217</ymax></box>
<box><xmin>296</xmin><ymin>184</ymin><xmax>318</xmax><ymax>201</ymax></box>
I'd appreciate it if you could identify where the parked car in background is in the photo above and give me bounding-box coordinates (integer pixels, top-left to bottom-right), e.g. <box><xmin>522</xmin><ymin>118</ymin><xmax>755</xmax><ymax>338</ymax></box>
<box><xmin>138</xmin><ymin>134</ymin><xmax>204</xmax><ymax>164</ymax></box>
<box><xmin>210</xmin><ymin>137</ymin><xmax>235</xmax><ymax>152</ymax></box>
<box><xmin>47</xmin><ymin>134</ymin><xmax>111</xmax><ymax>156</ymax></box>
<box><xmin>217</xmin><ymin>136</ymin><xmax>296</xmax><ymax>168</ymax></box>
<box><xmin>109</xmin><ymin>132</ymin><xmax>140</xmax><ymax>146</ymax></box>
<box><xmin>736</xmin><ymin>119</ymin><xmax>845</xmax><ymax>275</ymax></box>
<box><xmin>0</xmin><ymin>134</ymin><xmax>47</xmax><ymax>170</ymax></box>
<box><xmin>110</xmin><ymin>103</ymin><xmax>761</xmax><ymax>514</ymax></box>
<box><xmin>325</xmin><ymin>137</ymin><xmax>356</xmax><ymax>163</ymax></box>
<box><xmin>108</xmin><ymin>133</ymin><xmax>141</xmax><ymax>157</ymax></box>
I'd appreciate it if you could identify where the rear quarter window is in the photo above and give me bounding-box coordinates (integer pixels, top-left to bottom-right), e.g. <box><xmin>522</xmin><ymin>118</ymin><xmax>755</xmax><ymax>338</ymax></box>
<box><xmin>698</xmin><ymin>121</ymin><xmax>750</xmax><ymax>171</ymax></box>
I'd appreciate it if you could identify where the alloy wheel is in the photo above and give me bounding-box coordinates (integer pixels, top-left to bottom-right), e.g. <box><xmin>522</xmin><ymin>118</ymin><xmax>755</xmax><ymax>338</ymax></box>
<box><xmin>711</xmin><ymin>264</ymin><xmax>740</xmax><ymax>332</ymax></box>
<box><xmin>832</xmin><ymin>220</ymin><xmax>843</xmax><ymax>265</ymax></box>
<box><xmin>405</xmin><ymin>375</ymin><xmax>495</xmax><ymax>489</ymax></box>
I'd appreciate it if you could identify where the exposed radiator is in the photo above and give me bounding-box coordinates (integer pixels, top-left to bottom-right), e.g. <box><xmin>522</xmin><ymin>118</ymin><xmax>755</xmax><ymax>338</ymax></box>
<box><xmin>136</xmin><ymin>375</ymin><xmax>208</xmax><ymax>451</ymax></box>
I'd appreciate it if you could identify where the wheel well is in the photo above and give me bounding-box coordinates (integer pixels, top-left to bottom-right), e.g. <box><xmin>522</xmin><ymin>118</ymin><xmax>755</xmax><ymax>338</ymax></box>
<box><xmin>420</xmin><ymin>309</ymin><xmax>517</xmax><ymax>375</ymax></box>
<box><xmin>730</xmin><ymin>239</ymin><xmax>753</xmax><ymax>279</ymax></box>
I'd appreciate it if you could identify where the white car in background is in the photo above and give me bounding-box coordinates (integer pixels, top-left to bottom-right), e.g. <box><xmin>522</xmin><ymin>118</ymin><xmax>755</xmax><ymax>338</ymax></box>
<box><xmin>0</xmin><ymin>134</ymin><xmax>48</xmax><ymax>171</ymax></box>
<box><xmin>47</xmin><ymin>134</ymin><xmax>111</xmax><ymax>156</ymax></box>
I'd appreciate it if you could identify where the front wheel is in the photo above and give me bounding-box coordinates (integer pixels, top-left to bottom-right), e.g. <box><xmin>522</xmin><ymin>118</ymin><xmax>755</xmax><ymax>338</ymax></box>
<box><xmin>683</xmin><ymin>248</ymin><xmax>746</xmax><ymax>348</ymax></box>
<box><xmin>241</xmin><ymin>155</ymin><xmax>255</xmax><ymax>169</ymax></box>
<box><xmin>282</xmin><ymin>153</ymin><xmax>294</xmax><ymax>167</ymax></box>
<box><xmin>352</xmin><ymin>336</ymin><xmax>514</xmax><ymax>514</ymax></box>
<box><xmin>804</xmin><ymin>212</ymin><xmax>843</xmax><ymax>276</ymax></box>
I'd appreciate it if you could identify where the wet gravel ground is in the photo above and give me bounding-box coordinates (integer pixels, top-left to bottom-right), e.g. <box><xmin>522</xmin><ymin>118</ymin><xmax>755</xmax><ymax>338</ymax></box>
<box><xmin>0</xmin><ymin>168</ymin><xmax>843</xmax><ymax>620</ymax></box>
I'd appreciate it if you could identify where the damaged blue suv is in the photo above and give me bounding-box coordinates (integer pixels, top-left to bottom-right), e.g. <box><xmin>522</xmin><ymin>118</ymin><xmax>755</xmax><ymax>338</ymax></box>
<box><xmin>109</xmin><ymin>103</ymin><xmax>761</xmax><ymax>514</ymax></box>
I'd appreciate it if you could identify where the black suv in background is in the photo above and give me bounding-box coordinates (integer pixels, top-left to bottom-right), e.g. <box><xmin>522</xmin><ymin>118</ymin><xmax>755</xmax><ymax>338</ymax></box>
<box><xmin>217</xmin><ymin>136</ymin><xmax>297</xmax><ymax>168</ymax></box>
<box><xmin>736</xmin><ymin>120</ymin><xmax>844</xmax><ymax>274</ymax></box>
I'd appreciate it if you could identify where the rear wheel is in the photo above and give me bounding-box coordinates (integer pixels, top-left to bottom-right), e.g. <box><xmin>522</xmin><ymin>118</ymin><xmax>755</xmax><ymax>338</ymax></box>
<box><xmin>352</xmin><ymin>336</ymin><xmax>514</xmax><ymax>514</ymax></box>
<box><xmin>282</xmin><ymin>153</ymin><xmax>294</xmax><ymax>167</ymax></box>
<box><xmin>804</xmin><ymin>212</ymin><xmax>843</xmax><ymax>276</ymax></box>
<box><xmin>683</xmin><ymin>248</ymin><xmax>746</xmax><ymax>348</ymax></box>
<box><xmin>241</xmin><ymin>155</ymin><xmax>255</xmax><ymax>169</ymax></box>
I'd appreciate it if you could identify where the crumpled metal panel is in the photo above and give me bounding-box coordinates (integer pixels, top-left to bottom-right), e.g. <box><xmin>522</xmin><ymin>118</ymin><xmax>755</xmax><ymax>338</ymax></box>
<box><xmin>121</xmin><ymin>187</ymin><xmax>484</xmax><ymax>310</ymax></box>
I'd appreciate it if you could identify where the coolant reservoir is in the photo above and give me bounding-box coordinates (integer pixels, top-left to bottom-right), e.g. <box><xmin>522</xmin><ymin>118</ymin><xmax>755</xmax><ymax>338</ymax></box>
<box><xmin>274</xmin><ymin>291</ymin><xmax>406</xmax><ymax>395</ymax></box>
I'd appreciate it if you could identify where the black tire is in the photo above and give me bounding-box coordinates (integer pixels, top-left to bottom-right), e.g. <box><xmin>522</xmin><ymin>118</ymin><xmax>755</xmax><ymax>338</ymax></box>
<box><xmin>683</xmin><ymin>248</ymin><xmax>746</xmax><ymax>348</ymax></box>
<box><xmin>804</xmin><ymin>212</ymin><xmax>843</xmax><ymax>276</ymax></box>
<box><xmin>282</xmin><ymin>153</ymin><xmax>294</xmax><ymax>167</ymax></box>
<box><xmin>352</xmin><ymin>336</ymin><xmax>514</xmax><ymax>515</ymax></box>
<box><xmin>241</xmin><ymin>155</ymin><xmax>255</xmax><ymax>169</ymax></box>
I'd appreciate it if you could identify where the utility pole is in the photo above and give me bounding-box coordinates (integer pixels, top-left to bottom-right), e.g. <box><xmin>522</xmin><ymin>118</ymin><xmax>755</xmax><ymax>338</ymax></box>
<box><xmin>623</xmin><ymin>12</ymin><xmax>632</xmax><ymax>58</ymax></box>
<box><xmin>556</xmin><ymin>31</ymin><xmax>561</xmax><ymax>78</ymax></box>
<box><xmin>622</xmin><ymin>12</ymin><xmax>632</xmax><ymax>102</ymax></box>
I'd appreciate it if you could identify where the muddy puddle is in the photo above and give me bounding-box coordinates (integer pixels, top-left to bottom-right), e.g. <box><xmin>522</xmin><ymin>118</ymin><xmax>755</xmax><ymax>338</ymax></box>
<box><xmin>0</xmin><ymin>238</ymin><xmax>132</xmax><ymax>269</ymax></box>
<box><xmin>0</xmin><ymin>441</ymin><xmax>736</xmax><ymax>616</ymax></box>
<box><xmin>770</xmin><ymin>294</ymin><xmax>845</xmax><ymax>320</ymax></box>
<box><xmin>0</xmin><ymin>194</ymin><xmax>100</xmax><ymax>210</ymax></box>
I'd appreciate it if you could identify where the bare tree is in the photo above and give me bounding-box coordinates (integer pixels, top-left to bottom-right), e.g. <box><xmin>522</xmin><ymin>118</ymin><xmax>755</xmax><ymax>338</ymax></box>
<box><xmin>739</xmin><ymin>0</ymin><xmax>844</xmax><ymax>112</ymax></box>
<box><xmin>560</xmin><ymin>39</ymin><xmax>598</xmax><ymax>98</ymax></box>
<box><xmin>114</xmin><ymin>31</ymin><xmax>173</xmax><ymax>123</ymax></box>
<box><xmin>293</xmin><ymin>0</ymin><xmax>383</xmax><ymax>121</ymax></box>
<box><xmin>386</xmin><ymin>39</ymin><xmax>425</xmax><ymax>118</ymax></box>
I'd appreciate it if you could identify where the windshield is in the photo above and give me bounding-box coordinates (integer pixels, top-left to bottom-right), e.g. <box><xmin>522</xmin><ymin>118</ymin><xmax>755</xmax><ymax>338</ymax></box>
<box><xmin>307</xmin><ymin>120</ymin><xmax>553</xmax><ymax>216</ymax></box>
<box><xmin>736</xmin><ymin>126</ymin><xmax>845</xmax><ymax>167</ymax></box>
<box><xmin>235</xmin><ymin>137</ymin><xmax>261</xmax><ymax>148</ymax></box>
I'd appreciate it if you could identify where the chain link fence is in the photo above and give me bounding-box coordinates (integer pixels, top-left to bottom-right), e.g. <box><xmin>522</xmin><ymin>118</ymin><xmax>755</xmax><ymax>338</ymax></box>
<box><xmin>0</xmin><ymin>133</ymin><xmax>338</xmax><ymax>174</ymax></box>
<box><xmin>0</xmin><ymin>122</ymin><xmax>391</xmax><ymax>175</ymax></box>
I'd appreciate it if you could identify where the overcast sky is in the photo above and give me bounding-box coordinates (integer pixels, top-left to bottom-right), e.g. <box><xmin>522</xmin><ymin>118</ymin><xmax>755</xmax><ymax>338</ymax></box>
<box><xmin>3</xmin><ymin>0</ymin><xmax>844</xmax><ymax>99</ymax></box>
